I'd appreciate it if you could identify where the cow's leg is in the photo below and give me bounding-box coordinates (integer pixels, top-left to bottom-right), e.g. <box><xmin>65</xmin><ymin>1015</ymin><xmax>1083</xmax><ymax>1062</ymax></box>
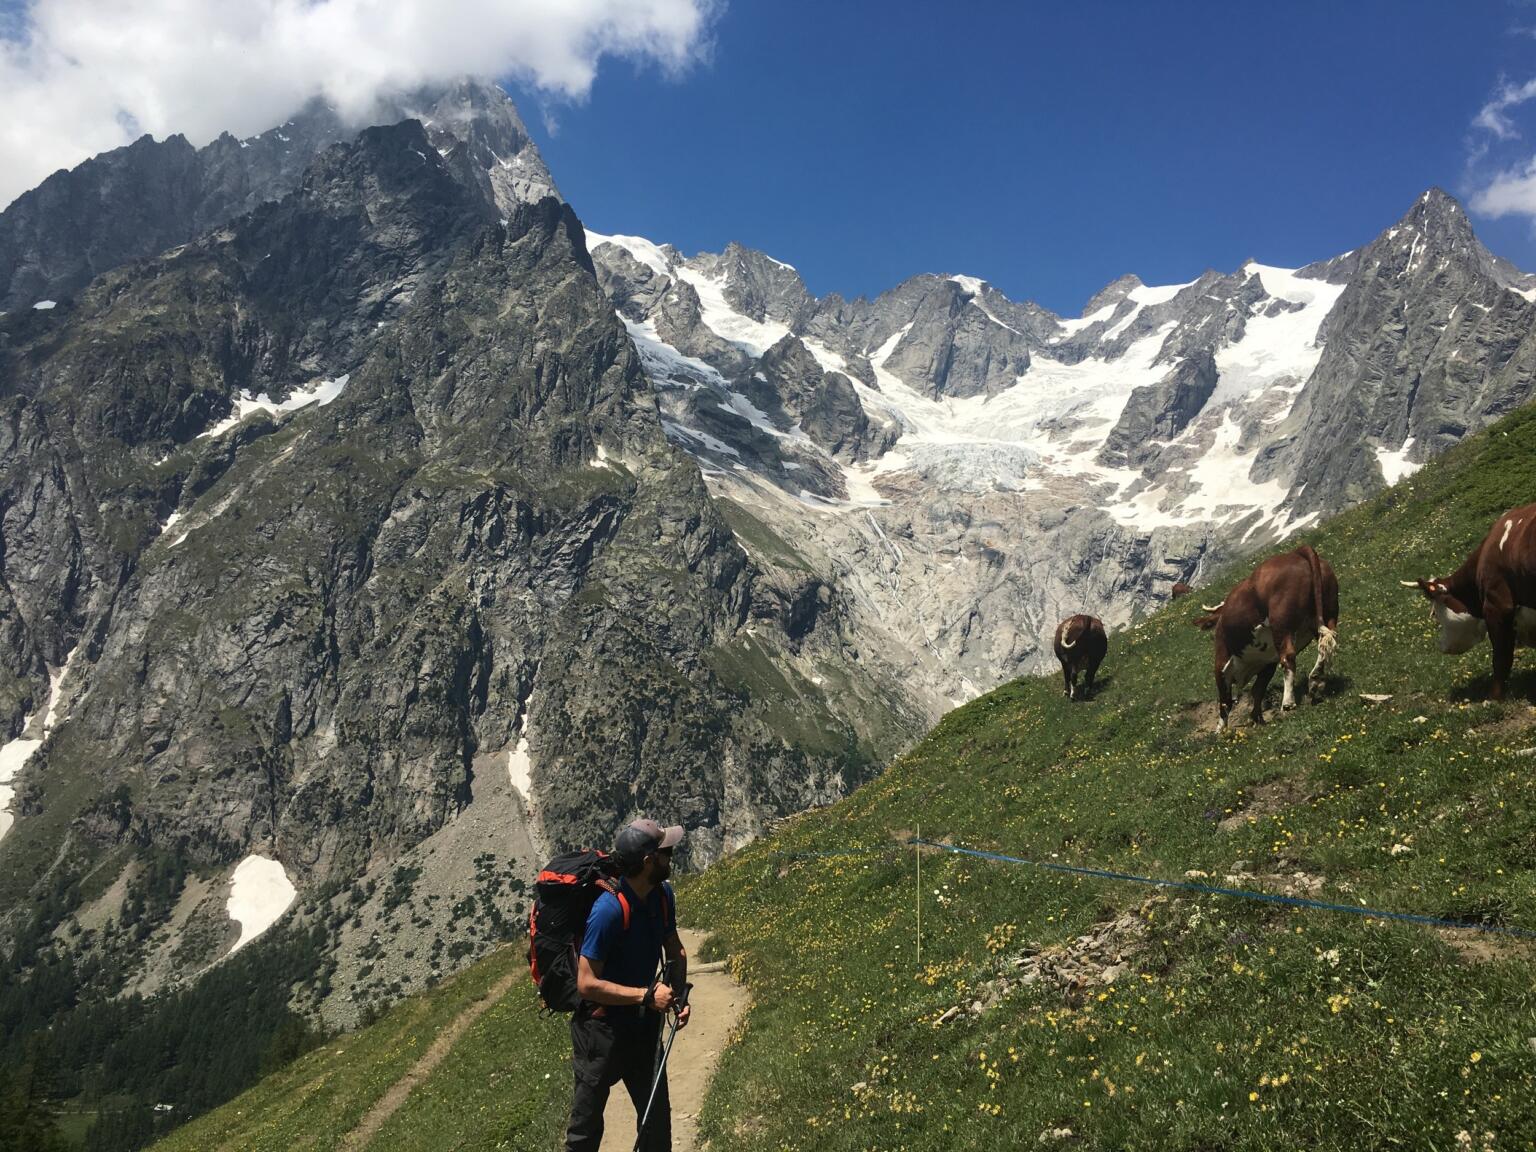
<box><xmin>1250</xmin><ymin>664</ymin><xmax>1278</xmax><ymax>725</ymax></box>
<box><xmin>1215</xmin><ymin>663</ymin><xmax>1234</xmax><ymax>732</ymax></box>
<box><xmin>1084</xmin><ymin>657</ymin><xmax>1101</xmax><ymax>699</ymax></box>
<box><xmin>1488</xmin><ymin>613</ymin><xmax>1516</xmax><ymax>701</ymax></box>
<box><xmin>1309</xmin><ymin>626</ymin><xmax>1337</xmax><ymax>701</ymax></box>
<box><xmin>1061</xmin><ymin>662</ymin><xmax>1074</xmax><ymax>700</ymax></box>
<box><xmin>1278</xmin><ymin>636</ymin><xmax>1299</xmax><ymax>711</ymax></box>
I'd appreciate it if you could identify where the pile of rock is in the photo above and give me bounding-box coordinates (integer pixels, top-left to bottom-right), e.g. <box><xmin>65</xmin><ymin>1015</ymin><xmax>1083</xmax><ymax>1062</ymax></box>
<box><xmin>935</xmin><ymin>897</ymin><xmax>1165</xmax><ymax>1023</ymax></box>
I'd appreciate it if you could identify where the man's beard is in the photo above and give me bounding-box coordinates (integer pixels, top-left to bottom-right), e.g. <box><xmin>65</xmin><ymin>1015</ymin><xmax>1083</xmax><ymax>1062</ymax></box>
<box><xmin>649</xmin><ymin>855</ymin><xmax>672</xmax><ymax>883</ymax></box>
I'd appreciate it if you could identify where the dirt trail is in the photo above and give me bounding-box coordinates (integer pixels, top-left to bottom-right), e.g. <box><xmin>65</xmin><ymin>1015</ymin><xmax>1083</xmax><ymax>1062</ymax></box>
<box><xmin>600</xmin><ymin>929</ymin><xmax>748</xmax><ymax>1152</ymax></box>
<box><xmin>340</xmin><ymin>971</ymin><xmax>520</xmax><ymax>1150</ymax></box>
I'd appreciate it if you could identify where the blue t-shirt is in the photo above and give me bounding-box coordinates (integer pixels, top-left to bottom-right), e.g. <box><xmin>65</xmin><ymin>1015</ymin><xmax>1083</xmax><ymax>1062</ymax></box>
<box><xmin>580</xmin><ymin>879</ymin><xmax>676</xmax><ymax>991</ymax></box>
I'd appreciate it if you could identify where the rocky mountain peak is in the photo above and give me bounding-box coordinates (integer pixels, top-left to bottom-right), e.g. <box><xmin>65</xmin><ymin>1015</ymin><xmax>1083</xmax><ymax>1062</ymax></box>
<box><xmin>1357</xmin><ymin>188</ymin><xmax>1482</xmax><ymax>283</ymax></box>
<box><xmin>0</xmin><ymin>78</ymin><xmax>556</xmax><ymax>313</ymax></box>
<box><xmin>706</xmin><ymin>241</ymin><xmax>812</xmax><ymax>327</ymax></box>
<box><xmin>1081</xmin><ymin>273</ymin><xmax>1144</xmax><ymax>317</ymax></box>
<box><xmin>387</xmin><ymin>78</ymin><xmax>559</xmax><ymax>216</ymax></box>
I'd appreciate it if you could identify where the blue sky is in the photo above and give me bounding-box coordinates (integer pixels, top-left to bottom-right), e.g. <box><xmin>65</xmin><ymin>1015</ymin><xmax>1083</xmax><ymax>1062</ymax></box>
<box><xmin>513</xmin><ymin>1</ymin><xmax>1536</xmax><ymax>315</ymax></box>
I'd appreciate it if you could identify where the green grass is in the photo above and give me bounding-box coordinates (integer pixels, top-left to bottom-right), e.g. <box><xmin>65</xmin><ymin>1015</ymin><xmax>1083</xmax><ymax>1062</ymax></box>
<box><xmin>365</xmin><ymin>977</ymin><xmax>567</xmax><ymax>1152</ymax></box>
<box><xmin>150</xmin><ymin>946</ymin><xmax>567</xmax><ymax>1152</ymax></box>
<box><xmin>151</xmin><ymin>402</ymin><xmax>1536</xmax><ymax>1152</ymax></box>
<box><xmin>682</xmin><ymin>402</ymin><xmax>1536</xmax><ymax>1151</ymax></box>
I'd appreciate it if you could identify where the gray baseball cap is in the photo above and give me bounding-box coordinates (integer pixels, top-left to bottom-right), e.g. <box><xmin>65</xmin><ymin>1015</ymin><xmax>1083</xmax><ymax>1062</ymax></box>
<box><xmin>614</xmin><ymin>818</ymin><xmax>684</xmax><ymax>866</ymax></box>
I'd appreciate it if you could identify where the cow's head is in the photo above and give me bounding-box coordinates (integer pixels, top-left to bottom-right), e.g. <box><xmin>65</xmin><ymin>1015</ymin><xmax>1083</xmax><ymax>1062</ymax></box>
<box><xmin>1400</xmin><ymin>578</ymin><xmax>1486</xmax><ymax>654</ymax></box>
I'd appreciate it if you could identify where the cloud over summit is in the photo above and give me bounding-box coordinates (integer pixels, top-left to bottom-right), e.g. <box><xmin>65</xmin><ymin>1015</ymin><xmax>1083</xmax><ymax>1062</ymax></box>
<box><xmin>0</xmin><ymin>0</ymin><xmax>716</xmax><ymax>208</ymax></box>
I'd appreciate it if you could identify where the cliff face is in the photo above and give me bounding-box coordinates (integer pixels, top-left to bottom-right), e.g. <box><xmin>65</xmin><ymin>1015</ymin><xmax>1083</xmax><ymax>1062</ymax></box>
<box><xmin>0</xmin><ymin>116</ymin><xmax>910</xmax><ymax>1021</ymax></box>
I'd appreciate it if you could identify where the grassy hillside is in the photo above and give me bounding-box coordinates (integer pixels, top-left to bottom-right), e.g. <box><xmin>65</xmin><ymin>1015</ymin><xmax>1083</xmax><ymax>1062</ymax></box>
<box><xmin>149</xmin><ymin>946</ymin><xmax>569</xmax><ymax>1152</ymax></box>
<box><xmin>149</xmin><ymin>402</ymin><xmax>1536</xmax><ymax>1152</ymax></box>
<box><xmin>685</xmin><ymin>405</ymin><xmax>1536</xmax><ymax>1151</ymax></box>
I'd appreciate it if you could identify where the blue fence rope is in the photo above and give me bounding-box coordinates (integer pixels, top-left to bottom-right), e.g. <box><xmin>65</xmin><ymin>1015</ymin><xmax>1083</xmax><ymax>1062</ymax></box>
<box><xmin>906</xmin><ymin>837</ymin><xmax>1536</xmax><ymax>940</ymax></box>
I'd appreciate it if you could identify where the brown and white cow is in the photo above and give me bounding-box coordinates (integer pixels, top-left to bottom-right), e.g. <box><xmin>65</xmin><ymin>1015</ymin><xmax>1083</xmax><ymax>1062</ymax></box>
<box><xmin>1054</xmin><ymin>614</ymin><xmax>1107</xmax><ymax>701</ymax></box>
<box><xmin>1193</xmin><ymin>545</ymin><xmax>1339</xmax><ymax>731</ymax></box>
<box><xmin>1171</xmin><ymin>582</ymin><xmax>1195</xmax><ymax>600</ymax></box>
<box><xmin>1400</xmin><ymin>501</ymin><xmax>1536</xmax><ymax>699</ymax></box>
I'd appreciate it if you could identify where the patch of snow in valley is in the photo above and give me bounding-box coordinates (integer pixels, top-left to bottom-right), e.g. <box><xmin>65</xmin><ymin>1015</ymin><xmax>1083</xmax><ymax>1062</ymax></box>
<box><xmin>0</xmin><ymin>723</ymin><xmax>40</xmax><ymax>845</ymax></box>
<box><xmin>507</xmin><ymin>738</ymin><xmax>534</xmax><ymax>800</ymax></box>
<box><xmin>227</xmin><ymin>855</ymin><xmax>297</xmax><ymax>953</ymax></box>
<box><xmin>0</xmin><ymin>653</ymin><xmax>80</xmax><ymax>844</ymax></box>
<box><xmin>197</xmin><ymin>374</ymin><xmax>349</xmax><ymax>440</ymax></box>
<box><xmin>32</xmin><ymin>299</ymin><xmax>56</xmax><ymax>310</ymax></box>
<box><xmin>1375</xmin><ymin>438</ymin><xmax>1420</xmax><ymax>485</ymax></box>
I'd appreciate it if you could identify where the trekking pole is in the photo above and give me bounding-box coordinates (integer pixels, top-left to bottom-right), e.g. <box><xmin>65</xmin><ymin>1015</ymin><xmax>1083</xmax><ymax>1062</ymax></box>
<box><xmin>634</xmin><ymin>970</ymin><xmax>691</xmax><ymax>1152</ymax></box>
<box><xmin>633</xmin><ymin>1012</ymin><xmax>679</xmax><ymax>1152</ymax></box>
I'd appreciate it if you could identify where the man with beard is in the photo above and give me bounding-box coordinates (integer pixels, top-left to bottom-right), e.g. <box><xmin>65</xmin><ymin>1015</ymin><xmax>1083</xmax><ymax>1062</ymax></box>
<box><xmin>565</xmin><ymin>818</ymin><xmax>690</xmax><ymax>1151</ymax></box>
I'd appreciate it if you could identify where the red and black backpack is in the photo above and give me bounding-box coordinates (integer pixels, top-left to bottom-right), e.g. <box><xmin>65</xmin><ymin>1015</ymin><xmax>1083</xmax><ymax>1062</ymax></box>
<box><xmin>527</xmin><ymin>849</ymin><xmax>627</xmax><ymax>1013</ymax></box>
<box><xmin>527</xmin><ymin>848</ymin><xmax>678</xmax><ymax>1013</ymax></box>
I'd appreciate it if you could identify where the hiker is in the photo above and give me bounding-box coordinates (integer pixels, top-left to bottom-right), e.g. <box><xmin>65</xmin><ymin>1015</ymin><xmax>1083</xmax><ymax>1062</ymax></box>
<box><xmin>565</xmin><ymin>818</ymin><xmax>690</xmax><ymax>1152</ymax></box>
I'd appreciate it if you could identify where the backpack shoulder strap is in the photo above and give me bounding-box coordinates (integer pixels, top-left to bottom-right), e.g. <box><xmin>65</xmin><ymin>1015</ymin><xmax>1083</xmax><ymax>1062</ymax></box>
<box><xmin>662</xmin><ymin>883</ymin><xmax>676</xmax><ymax>935</ymax></box>
<box><xmin>601</xmin><ymin>880</ymin><xmax>631</xmax><ymax>932</ymax></box>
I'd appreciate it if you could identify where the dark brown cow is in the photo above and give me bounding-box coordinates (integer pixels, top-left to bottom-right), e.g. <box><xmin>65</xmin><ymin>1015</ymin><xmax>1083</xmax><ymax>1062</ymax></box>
<box><xmin>1054</xmin><ymin>614</ymin><xmax>1107</xmax><ymax>701</ymax></box>
<box><xmin>1401</xmin><ymin>501</ymin><xmax>1536</xmax><ymax>699</ymax></box>
<box><xmin>1193</xmin><ymin>545</ymin><xmax>1339</xmax><ymax>731</ymax></box>
<box><xmin>1171</xmin><ymin>582</ymin><xmax>1195</xmax><ymax>600</ymax></box>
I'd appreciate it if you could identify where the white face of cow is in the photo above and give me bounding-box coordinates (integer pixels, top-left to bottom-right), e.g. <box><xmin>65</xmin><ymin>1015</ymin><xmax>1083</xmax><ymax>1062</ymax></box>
<box><xmin>1432</xmin><ymin>599</ymin><xmax>1487</xmax><ymax>654</ymax></box>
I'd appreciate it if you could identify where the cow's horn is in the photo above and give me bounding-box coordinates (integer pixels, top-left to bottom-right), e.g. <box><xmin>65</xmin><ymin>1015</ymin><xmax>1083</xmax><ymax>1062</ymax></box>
<box><xmin>1398</xmin><ymin>580</ymin><xmax>1420</xmax><ymax>589</ymax></box>
<box><xmin>1200</xmin><ymin>601</ymin><xmax>1225</xmax><ymax>613</ymax></box>
<box><xmin>1061</xmin><ymin>635</ymin><xmax>1077</xmax><ymax>649</ymax></box>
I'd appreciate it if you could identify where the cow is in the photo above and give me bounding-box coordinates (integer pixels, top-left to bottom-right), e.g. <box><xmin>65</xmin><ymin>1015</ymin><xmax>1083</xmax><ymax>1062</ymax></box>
<box><xmin>1400</xmin><ymin>501</ymin><xmax>1536</xmax><ymax>700</ymax></box>
<box><xmin>1171</xmin><ymin>582</ymin><xmax>1195</xmax><ymax>600</ymax></box>
<box><xmin>1054</xmin><ymin>614</ymin><xmax>1107</xmax><ymax>701</ymax></box>
<box><xmin>1193</xmin><ymin>545</ymin><xmax>1339</xmax><ymax>731</ymax></box>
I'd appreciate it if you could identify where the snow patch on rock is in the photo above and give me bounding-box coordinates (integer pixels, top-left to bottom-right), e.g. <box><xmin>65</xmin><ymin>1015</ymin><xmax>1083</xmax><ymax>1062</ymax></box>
<box><xmin>227</xmin><ymin>855</ymin><xmax>297</xmax><ymax>953</ymax></box>
<box><xmin>674</xmin><ymin>265</ymin><xmax>791</xmax><ymax>357</ymax></box>
<box><xmin>507</xmin><ymin>738</ymin><xmax>534</xmax><ymax>801</ymax></box>
<box><xmin>0</xmin><ymin>653</ymin><xmax>80</xmax><ymax>844</ymax></box>
<box><xmin>1375</xmin><ymin>438</ymin><xmax>1420</xmax><ymax>486</ymax></box>
<box><xmin>586</xmin><ymin>231</ymin><xmax>673</xmax><ymax>280</ymax></box>
<box><xmin>198</xmin><ymin>374</ymin><xmax>350</xmax><ymax>440</ymax></box>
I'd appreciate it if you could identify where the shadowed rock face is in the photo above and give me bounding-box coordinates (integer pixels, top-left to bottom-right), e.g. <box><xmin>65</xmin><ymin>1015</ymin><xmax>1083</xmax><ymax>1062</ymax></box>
<box><xmin>1099</xmin><ymin>350</ymin><xmax>1220</xmax><ymax>470</ymax></box>
<box><xmin>0</xmin><ymin>79</ymin><xmax>557</xmax><ymax>314</ymax></box>
<box><xmin>0</xmin><ymin>111</ymin><xmax>909</xmax><ymax>1011</ymax></box>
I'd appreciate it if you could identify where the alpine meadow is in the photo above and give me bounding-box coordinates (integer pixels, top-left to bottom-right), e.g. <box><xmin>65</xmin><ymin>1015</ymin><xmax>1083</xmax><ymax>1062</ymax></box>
<box><xmin>3</xmin><ymin>5</ymin><xmax>1536</xmax><ymax>1151</ymax></box>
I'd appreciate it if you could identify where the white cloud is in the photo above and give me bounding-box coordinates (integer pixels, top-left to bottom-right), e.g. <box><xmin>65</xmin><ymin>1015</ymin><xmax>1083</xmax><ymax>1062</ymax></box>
<box><xmin>0</xmin><ymin>0</ymin><xmax>716</xmax><ymax>208</ymax></box>
<box><xmin>1472</xmin><ymin>76</ymin><xmax>1536</xmax><ymax>142</ymax></box>
<box><xmin>1465</xmin><ymin>73</ymin><xmax>1536</xmax><ymax>222</ymax></box>
<box><xmin>1470</xmin><ymin>156</ymin><xmax>1536</xmax><ymax>219</ymax></box>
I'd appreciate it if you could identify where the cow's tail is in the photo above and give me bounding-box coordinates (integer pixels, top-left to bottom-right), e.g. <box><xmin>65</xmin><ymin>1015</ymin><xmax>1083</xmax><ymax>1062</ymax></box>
<box><xmin>1299</xmin><ymin>544</ymin><xmax>1338</xmax><ymax>663</ymax></box>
